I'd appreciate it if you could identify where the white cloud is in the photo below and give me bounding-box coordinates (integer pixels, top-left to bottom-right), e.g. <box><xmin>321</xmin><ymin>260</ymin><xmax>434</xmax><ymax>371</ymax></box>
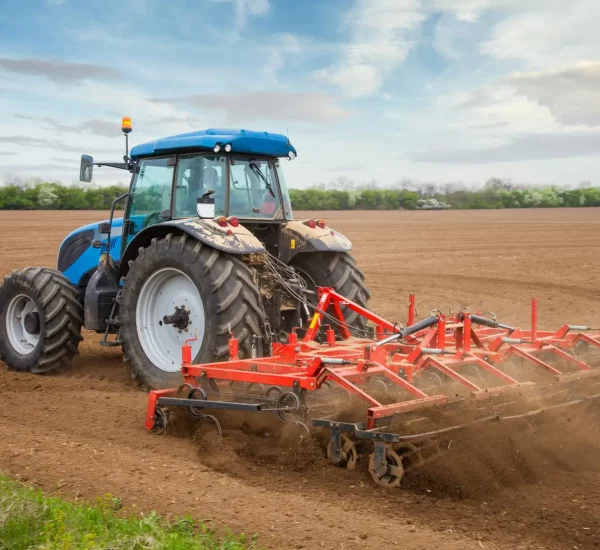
<box><xmin>262</xmin><ymin>33</ymin><xmax>303</xmax><ymax>86</ymax></box>
<box><xmin>314</xmin><ymin>64</ymin><xmax>382</xmax><ymax>99</ymax></box>
<box><xmin>316</xmin><ymin>0</ymin><xmax>600</xmax><ymax>99</ymax></box>
<box><xmin>0</xmin><ymin>57</ymin><xmax>122</xmax><ymax>84</ymax></box>
<box><xmin>152</xmin><ymin>91</ymin><xmax>349</xmax><ymax>124</ymax></box>
<box><xmin>234</xmin><ymin>0</ymin><xmax>269</xmax><ymax>30</ymax></box>
<box><xmin>456</xmin><ymin>11</ymin><xmax>479</xmax><ymax>22</ymax></box>
<box><xmin>14</xmin><ymin>114</ymin><xmax>125</xmax><ymax>138</ymax></box>
<box><xmin>0</xmin><ymin>134</ymin><xmax>116</xmax><ymax>154</ymax></box>
<box><xmin>457</xmin><ymin>87</ymin><xmax>555</xmax><ymax>132</ymax></box>
<box><xmin>204</xmin><ymin>0</ymin><xmax>270</xmax><ymax>33</ymax></box>
<box><xmin>508</xmin><ymin>62</ymin><xmax>600</xmax><ymax>126</ymax></box>
<box><xmin>409</xmin><ymin>130</ymin><xmax>600</xmax><ymax>163</ymax></box>
<box><xmin>315</xmin><ymin>0</ymin><xmax>421</xmax><ymax>98</ymax></box>
<box><xmin>315</xmin><ymin>0</ymin><xmax>519</xmax><ymax>97</ymax></box>
<box><xmin>433</xmin><ymin>14</ymin><xmax>468</xmax><ymax>60</ymax></box>
<box><xmin>450</xmin><ymin>60</ymin><xmax>600</xmax><ymax>132</ymax></box>
<box><xmin>481</xmin><ymin>2</ymin><xmax>600</xmax><ymax>65</ymax></box>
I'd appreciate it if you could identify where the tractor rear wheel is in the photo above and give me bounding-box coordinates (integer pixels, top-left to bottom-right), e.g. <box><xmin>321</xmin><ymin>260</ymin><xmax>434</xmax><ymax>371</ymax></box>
<box><xmin>291</xmin><ymin>252</ymin><xmax>370</xmax><ymax>337</ymax></box>
<box><xmin>0</xmin><ymin>267</ymin><xmax>83</xmax><ymax>373</ymax></box>
<box><xmin>118</xmin><ymin>233</ymin><xmax>264</xmax><ymax>390</ymax></box>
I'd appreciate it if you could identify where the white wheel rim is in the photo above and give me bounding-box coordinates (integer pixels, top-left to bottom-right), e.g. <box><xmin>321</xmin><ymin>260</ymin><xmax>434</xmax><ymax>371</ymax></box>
<box><xmin>136</xmin><ymin>268</ymin><xmax>205</xmax><ymax>372</ymax></box>
<box><xmin>6</xmin><ymin>294</ymin><xmax>40</xmax><ymax>355</ymax></box>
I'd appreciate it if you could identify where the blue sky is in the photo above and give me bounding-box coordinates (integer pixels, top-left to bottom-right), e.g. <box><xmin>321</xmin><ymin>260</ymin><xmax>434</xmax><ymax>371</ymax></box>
<box><xmin>1</xmin><ymin>0</ymin><xmax>600</xmax><ymax>188</ymax></box>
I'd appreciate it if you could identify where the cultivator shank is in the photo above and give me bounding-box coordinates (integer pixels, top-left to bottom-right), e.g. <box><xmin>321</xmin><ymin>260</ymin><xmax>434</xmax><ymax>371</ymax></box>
<box><xmin>146</xmin><ymin>288</ymin><xmax>600</xmax><ymax>487</ymax></box>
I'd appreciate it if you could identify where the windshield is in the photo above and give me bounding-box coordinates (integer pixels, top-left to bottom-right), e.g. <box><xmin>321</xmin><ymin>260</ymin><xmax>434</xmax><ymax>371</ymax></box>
<box><xmin>170</xmin><ymin>153</ymin><xmax>291</xmax><ymax>220</ymax></box>
<box><xmin>173</xmin><ymin>154</ymin><xmax>226</xmax><ymax>218</ymax></box>
<box><xmin>229</xmin><ymin>156</ymin><xmax>283</xmax><ymax>220</ymax></box>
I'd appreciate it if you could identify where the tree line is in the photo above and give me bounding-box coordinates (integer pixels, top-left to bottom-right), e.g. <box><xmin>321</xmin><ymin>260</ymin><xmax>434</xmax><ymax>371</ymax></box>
<box><xmin>0</xmin><ymin>178</ymin><xmax>599</xmax><ymax>210</ymax></box>
<box><xmin>0</xmin><ymin>182</ymin><xmax>128</xmax><ymax>210</ymax></box>
<box><xmin>290</xmin><ymin>182</ymin><xmax>600</xmax><ymax>210</ymax></box>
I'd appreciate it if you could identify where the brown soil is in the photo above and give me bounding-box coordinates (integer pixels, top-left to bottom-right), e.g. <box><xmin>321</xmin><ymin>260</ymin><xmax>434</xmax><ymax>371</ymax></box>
<box><xmin>1</xmin><ymin>208</ymin><xmax>600</xmax><ymax>550</ymax></box>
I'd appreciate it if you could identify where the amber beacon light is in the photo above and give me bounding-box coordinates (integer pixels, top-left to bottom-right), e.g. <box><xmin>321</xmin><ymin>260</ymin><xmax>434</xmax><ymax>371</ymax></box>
<box><xmin>121</xmin><ymin>117</ymin><xmax>133</xmax><ymax>134</ymax></box>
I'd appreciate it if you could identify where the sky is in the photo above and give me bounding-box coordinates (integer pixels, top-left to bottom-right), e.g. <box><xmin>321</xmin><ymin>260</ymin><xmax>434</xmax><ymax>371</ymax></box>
<box><xmin>1</xmin><ymin>0</ymin><xmax>600</xmax><ymax>188</ymax></box>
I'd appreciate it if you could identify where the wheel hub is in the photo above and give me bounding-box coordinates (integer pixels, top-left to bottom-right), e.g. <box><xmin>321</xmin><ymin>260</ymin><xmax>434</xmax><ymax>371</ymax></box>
<box><xmin>163</xmin><ymin>306</ymin><xmax>191</xmax><ymax>331</ymax></box>
<box><xmin>24</xmin><ymin>312</ymin><xmax>40</xmax><ymax>334</ymax></box>
<box><xmin>136</xmin><ymin>268</ymin><xmax>205</xmax><ymax>373</ymax></box>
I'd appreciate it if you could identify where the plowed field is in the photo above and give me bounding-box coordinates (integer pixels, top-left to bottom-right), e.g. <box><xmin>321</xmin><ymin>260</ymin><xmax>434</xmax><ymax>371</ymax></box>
<box><xmin>1</xmin><ymin>208</ymin><xmax>600</xmax><ymax>550</ymax></box>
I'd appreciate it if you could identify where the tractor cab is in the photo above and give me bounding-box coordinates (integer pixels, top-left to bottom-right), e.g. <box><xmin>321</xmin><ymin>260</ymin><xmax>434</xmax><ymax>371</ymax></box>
<box><xmin>124</xmin><ymin>149</ymin><xmax>294</xmax><ymax>241</ymax></box>
<box><xmin>79</xmin><ymin>123</ymin><xmax>299</xmax><ymax>259</ymax></box>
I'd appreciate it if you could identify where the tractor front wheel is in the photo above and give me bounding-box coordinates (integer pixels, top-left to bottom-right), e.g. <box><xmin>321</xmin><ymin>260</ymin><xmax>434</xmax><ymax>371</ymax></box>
<box><xmin>0</xmin><ymin>267</ymin><xmax>83</xmax><ymax>373</ymax></box>
<box><xmin>118</xmin><ymin>233</ymin><xmax>264</xmax><ymax>390</ymax></box>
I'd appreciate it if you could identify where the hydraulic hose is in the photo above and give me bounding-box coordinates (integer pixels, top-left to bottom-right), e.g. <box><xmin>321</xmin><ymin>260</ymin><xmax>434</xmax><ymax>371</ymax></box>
<box><xmin>376</xmin><ymin>315</ymin><xmax>439</xmax><ymax>345</ymax></box>
<box><xmin>460</xmin><ymin>313</ymin><xmax>515</xmax><ymax>331</ymax></box>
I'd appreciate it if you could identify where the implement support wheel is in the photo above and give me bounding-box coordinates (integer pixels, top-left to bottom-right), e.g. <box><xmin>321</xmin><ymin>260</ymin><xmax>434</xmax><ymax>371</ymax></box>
<box><xmin>327</xmin><ymin>435</ymin><xmax>357</xmax><ymax>470</ymax></box>
<box><xmin>369</xmin><ymin>444</ymin><xmax>404</xmax><ymax>488</ymax></box>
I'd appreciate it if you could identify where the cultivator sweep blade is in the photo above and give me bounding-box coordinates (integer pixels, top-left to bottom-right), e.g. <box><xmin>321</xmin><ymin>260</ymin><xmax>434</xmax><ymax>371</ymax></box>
<box><xmin>146</xmin><ymin>288</ymin><xmax>600</xmax><ymax>488</ymax></box>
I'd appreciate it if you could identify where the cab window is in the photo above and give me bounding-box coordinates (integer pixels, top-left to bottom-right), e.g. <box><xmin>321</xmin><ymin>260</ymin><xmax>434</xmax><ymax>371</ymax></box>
<box><xmin>173</xmin><ymin>154</ymin><xmax>226</xmax><ymax>218</ymax></box>
<box><xmin>229</xmin><ymin>156</ymin><xmax>283</xmax><ymax>219</ymax></box>
<box><xmin>127</xmin><ymin>157</ymin><xmax>174</xmax><ymax>233</ymax></box>
<box><xmin>274</xmin><ymin>159</ymin><xmax>293</xmax><ymax>219</ymax></box>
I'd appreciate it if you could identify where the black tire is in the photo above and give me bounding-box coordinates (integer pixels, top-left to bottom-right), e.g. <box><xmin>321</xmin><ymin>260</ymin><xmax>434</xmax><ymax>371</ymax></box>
<box><xmin>291</xmin><ymin>252</ymin><xmax>370</xmax><ymax>337</ymax></box>
<box><xmin>0</xmin><ymin>267</ymin><xmax>83</xmax><ymax>374</ymax></box>
<box><xmin>118</xmin><ymin>233</ymin><xmax>265</xmax><ymax>390</ymax></box>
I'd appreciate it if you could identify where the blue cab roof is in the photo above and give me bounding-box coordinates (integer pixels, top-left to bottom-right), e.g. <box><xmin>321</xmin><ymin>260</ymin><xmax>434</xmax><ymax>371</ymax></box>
<box><xmin>130</xmin><ymin>128</ymin><xmax>297</xmax><ymax>159</ymax></box>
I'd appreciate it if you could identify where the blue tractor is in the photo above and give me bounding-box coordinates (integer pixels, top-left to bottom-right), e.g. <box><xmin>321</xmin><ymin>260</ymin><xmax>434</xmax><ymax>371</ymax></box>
<box><xmin>0</xmin><ymin>119</ymin><xmax>369</xmax><ymax>389</ymax></box>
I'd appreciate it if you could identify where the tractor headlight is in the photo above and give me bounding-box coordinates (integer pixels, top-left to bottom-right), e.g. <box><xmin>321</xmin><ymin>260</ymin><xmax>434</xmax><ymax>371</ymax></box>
<box><xmin>213</xmin><ymin>144</ymin><xmax>221</xmax><ymax>153</ymax></box>
<box><xmin>224</xmin><ymin>144</ymin><xmax>232</xmax><ymax>153</ymax></box>
<box><xmin>288</xmin><ymin>151</ymin><xmax>296</xmax><ymax>160</ymax></box>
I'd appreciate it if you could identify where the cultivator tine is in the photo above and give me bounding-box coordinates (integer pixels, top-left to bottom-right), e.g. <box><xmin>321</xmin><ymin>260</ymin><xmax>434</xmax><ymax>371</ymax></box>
<box><xmin>556</xmin><ymin>369</ymin><xmax>600</xmax><ymax>383</ymax></box>
<box><xmin>575</xmin><ymin>333</ymin><xmax>600</xmax><ymax>349</ymax></box>
<box><xmin>545</xmin><ymin>345</ymin><xmax>591</xmax><ymax>370</ymax></box>
<box><xmin>422</xmin><ymin>358</ymin><xmax>482</xmax><ymax>392</ymax></box>
<box><xmin>504</xmin><ymin>347</ymin><xmax>564</xmax><ymax>377</ymax></box>
<box><xmin>501</xmin><ymin>392</ymin><xmax>600</xmax><ymax>420</ymax></box>
<box><xmin>145</xmin><ymin>288</ymin><xmax>600</xmax><ymax>488</ymax></box>
<box><xmin>328</xmin><ymin>423</ymin><xmax>343</xmax><ymax>464</ymax></box>
<box><xmin>469</xmin><ymin>356</ymin><xmax>521</xmax><ymax>385</ymax></box>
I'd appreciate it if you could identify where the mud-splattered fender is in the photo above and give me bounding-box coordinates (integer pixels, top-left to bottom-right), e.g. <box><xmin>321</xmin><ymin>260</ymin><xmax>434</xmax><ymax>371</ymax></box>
<box><xmin>169</xmin><ymin>219</ymin><xmax>265</xmax><ymax>254</ymax></box>
<box><xmin>280</xmin><ymin>220</ymin><xmax>352</xmax><ymax>263</ymax></box>
<box><xmin>120</xmin><ymin>218</ymin><xmax>265</xmax><ymax>276</ymax></box>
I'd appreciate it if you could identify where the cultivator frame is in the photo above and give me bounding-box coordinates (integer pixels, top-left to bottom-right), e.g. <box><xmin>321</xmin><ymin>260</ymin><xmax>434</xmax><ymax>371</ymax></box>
<box><xmin>146</xmin><ymin>287</ymin><xmax>600</xmax><ymax>487</ymax></box>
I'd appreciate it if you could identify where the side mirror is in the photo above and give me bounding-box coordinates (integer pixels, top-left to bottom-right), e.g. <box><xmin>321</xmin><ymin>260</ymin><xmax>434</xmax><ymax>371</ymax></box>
<box><xmin>80</xmin><ymin>155</ymin><xmax>94</xmax><ymax>183</ymax></box>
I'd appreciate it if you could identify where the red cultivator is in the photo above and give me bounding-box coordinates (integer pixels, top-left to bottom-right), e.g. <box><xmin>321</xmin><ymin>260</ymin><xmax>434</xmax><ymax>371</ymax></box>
<box><xmin>146</xmin><ymin>288</ymin><xmax>600</xmax><ymax>487</ymax></box>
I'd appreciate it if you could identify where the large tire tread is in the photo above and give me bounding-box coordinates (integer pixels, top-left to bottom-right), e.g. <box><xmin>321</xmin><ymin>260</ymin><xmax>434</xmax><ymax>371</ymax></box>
<box><xmin>292</xmin><ymin>252</ymin><xmax>370</xmax><ymax>336</ymax></box>
<box><xmin>118</xmin><ymin>233</ymin><xmax>265</xmax><ymax>390</ymax></box>
<box><xmin>0</xmin><ymin>267</ymin><xmax>83</xmax><ymax>374</ymax></box>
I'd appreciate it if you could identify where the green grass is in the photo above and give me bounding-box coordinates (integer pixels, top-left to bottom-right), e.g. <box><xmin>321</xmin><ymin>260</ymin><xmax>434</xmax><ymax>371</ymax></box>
<box><xmin>0</xmin><ymin>474</ymin><xmax>255</xmax><ymax>550</ymax></box>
